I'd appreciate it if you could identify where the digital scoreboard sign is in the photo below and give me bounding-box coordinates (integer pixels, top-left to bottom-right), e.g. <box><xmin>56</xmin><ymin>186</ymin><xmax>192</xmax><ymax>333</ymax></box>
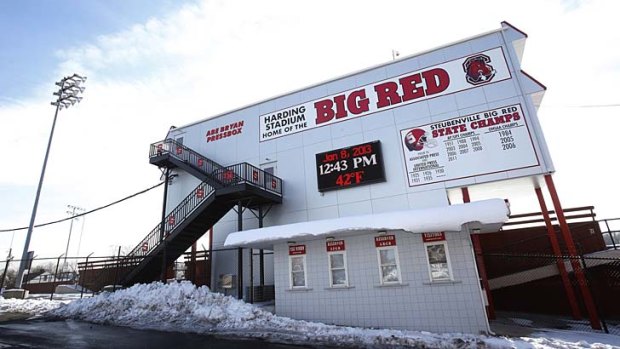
<box><xmin>315</xmin><ymin>141</ymin><xmax>386</xmax><ymax>192</ymax></box>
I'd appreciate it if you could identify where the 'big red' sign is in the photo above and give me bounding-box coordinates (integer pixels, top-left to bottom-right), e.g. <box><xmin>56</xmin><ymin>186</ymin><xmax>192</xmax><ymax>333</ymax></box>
<box><xmin>260</xmin><ymin>47</ymin><xmax>510</xmax><ymax>141</ymax></box>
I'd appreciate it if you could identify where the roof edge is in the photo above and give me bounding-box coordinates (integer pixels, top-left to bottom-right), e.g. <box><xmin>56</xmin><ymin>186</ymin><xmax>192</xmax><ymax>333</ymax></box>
<box><xmin>501</xmin><ymin>21</ymin><xmax>528</xmax><ymax>38</ymax></box>
<box><xmin>172</xmin><ymin>24</ymin><xmax>509</xmax><ymax>132</ymax></box>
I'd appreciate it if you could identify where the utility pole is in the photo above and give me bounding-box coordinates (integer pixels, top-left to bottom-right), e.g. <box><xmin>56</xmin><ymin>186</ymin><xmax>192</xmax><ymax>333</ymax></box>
<box><xmin>63</xmin><ymin>205</ymin><xmax>85</xmax><ymax>270</ymax></box>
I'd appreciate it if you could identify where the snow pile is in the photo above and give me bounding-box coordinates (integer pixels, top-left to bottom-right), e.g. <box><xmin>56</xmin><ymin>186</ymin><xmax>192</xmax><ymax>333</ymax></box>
<box><xmin>41</xmin><ymin>282</ymin><xmax>618</xmax><ymax>349</ymax></box>
<box><xmin>0</xmin><ymin>297</ymin><xmax>67</xmax><ymax>315</ymax></box>
<box><xmin>48</xmin><ymin>282</ymin><xmax>483</xmax><ymax>348</ymax></box>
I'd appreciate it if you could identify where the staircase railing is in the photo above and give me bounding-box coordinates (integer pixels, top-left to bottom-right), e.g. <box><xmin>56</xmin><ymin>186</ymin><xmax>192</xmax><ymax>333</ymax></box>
<box><xmin>150</xmin><ymin>139</ymin><xmax>227</xmax><ymax>184</ymax></box>
<box><xmin>90</xmin><ymin>141</ymin><xmax>284</xmax><ymax>286</ymax></box>
<box><xmin>78</xmin><ymin>181</ymin><xmax>216</xmax><ymax>289</ymax></box>
<box><xmin>213</xmin><ymin>162</ymin><xmax>282</xmax><ymax>196</ymax></box>
<box><xmin>127</xmin><ymin>181</ymin><xmax>215</xmax><ymax>258</ymax></box>
<box><xmin>149</xmin><ymin>139</ymin><xmax>283</xmax><ymax>196</ymax></box>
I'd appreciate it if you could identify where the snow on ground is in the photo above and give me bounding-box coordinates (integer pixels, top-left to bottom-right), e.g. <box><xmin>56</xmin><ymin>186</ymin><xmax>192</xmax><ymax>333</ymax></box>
<box><xmin>0</xmin><ymin>297</ymin><xmax>67</xmax><ymax>315</ymax></box>
<box><xmin>1</xmin><ymin>282</ymin><xmax>618</xmax><ymax>349</ymax></box>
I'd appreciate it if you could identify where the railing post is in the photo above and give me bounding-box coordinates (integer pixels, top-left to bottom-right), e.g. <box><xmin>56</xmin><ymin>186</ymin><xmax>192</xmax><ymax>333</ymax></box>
<box><xmin>160</xmin><ymin>168</ymin><xmax>170</xmax><ymax>282</ymax></box>
<box><xmin>80</xmin><ymin>252</ymin><xmax>93</xmax><ymax>299</ymax></box>
<box><xmin>249</xmin><ymin>248</ymin><xmax>254</xmax><ymax>304</ymax></box>
<box><xmin>113</xmin><ymin>246</ymin><xmax>121</xmax><ymax>291</ymax></box>
<box><xmin>50</xmin><ymin>254</ymin><xmax>64</xmax><ymax>301</ymax></box>
<box><xmin>259</xmin><ymin>206</ymin><xmax>265</xmax><ymax>288</ymax></box>
<box><xmin>237</xmin><ymin>201</ymin><xmax>244</xmax><ymax>300</ymax></box>
<box><xmin>603</xmin><ymin>220</ymin><xmax>617</xmax><ymax>250</ymax></box>
<box><xmin>204</xmin><ymin>248</ymin><xmax>209</xmax><ymax>287</ymax></box>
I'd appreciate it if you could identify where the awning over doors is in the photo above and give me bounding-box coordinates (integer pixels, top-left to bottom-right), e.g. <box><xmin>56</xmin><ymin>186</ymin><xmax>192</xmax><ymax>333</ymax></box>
<box><xmin>224</xmin><ymin>199</ymin><xmax>509</xmax><ymax>249</ymax></box>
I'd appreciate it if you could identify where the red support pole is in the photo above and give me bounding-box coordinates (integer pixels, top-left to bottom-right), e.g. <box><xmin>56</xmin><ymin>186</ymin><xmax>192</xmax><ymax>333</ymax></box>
<box><xmin>535</xmin><ymin>187</ymin><xmax>581</xmax><ymax>319</ymax></box>
<box><xmin>544</xmin><ymin>174</ymin><xmax>601</xmax><ymax>329</ymax></box>
<box><xmin>461</xmin><ymin>187</ymin><xmax>471</xmax><ymax>204</ymax></box>
<box><xmin>462</xmin><ymin>187</ymin><xmax>496</xmax><ymax>319</ymax></box>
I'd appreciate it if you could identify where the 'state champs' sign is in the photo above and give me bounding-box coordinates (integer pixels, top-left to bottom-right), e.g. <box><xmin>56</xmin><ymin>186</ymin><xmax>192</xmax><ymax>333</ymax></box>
<box><xmin>400</xmin><ymin>104</ymin><xmax>539</xmax><ymax>187</ymax></box>
<box><xmin>259</xmin><ymin>47</ymin><xmax>511</xmax><ymax>141</ymax></box>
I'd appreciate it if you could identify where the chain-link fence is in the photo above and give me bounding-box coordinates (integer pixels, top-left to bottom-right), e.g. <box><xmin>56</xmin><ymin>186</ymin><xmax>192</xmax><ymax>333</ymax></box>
<box><xmin>1</xmin><ymin>247</ymin><xmax>274</xmax><ymax>304</ymax></box>
<box><xmin>483</xmin><ymin>251</ymin><xmax>620</xmax><ymax>335</ymax></box>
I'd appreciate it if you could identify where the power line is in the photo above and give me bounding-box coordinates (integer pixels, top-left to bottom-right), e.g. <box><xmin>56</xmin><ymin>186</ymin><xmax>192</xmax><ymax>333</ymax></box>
<box><xmin>0</xmin><ymin>182</ymin><xmax>164</xmax><ymax>233</ymax></box>
<box><xmin>543</xmin><ymin>103</ymin><xmax>620</xmax><ymax>108</ymax></box>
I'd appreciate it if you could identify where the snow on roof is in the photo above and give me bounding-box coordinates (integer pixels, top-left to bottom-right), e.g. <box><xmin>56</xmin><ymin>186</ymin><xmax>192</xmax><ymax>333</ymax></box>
<box><xmin>225</xmin><ymin>199</ymin><xmax>509</xmax><ymax>249</ymax></box>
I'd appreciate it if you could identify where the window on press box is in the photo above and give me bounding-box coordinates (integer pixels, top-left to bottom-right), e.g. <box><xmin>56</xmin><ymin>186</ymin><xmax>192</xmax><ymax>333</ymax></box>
<box><xmin>328</xmin><ymin>252</ymin><xmax>348</xmax><ymax>287</ymax></box>
<box><xmin>425</xmin><ymin>242</ymin><xmax>453</xmax><ymax>282</ymax></box>
<box><xmin>289</xmin><ymin>255</ymin><xmax>307</xmax><ymax>288</ymax></box>
<box><xmin>377</xmin><ymin>246</ymin><xmax>402</xmax><ymax>284</ymax></box>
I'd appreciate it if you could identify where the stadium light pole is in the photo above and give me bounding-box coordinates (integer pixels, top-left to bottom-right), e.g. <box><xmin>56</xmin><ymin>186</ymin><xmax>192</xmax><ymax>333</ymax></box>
<box><xmin>16</xmin><ymin>74</ymin><xmax>86</xmax><ymax>289</ymax></box>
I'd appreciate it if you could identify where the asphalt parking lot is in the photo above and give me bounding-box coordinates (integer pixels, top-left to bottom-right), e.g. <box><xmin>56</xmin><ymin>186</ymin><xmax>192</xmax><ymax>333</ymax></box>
<box><xmin>0</xmin><ymin>318</ymin><xmax>317</xmax><ymax>349</ymax></box>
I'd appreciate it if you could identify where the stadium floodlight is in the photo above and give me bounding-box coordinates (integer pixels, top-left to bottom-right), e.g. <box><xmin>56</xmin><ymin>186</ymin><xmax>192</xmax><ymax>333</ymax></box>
<box><xmin>15</xmin><ymin>74</ymin><xmax>87</xmax><ymax>289</ymax></box>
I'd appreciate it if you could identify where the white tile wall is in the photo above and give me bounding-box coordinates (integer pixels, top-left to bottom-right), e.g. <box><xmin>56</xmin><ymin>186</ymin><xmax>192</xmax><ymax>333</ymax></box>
<box><xmin>469</xmin><ymin>32</ymin><xmax>502</xmax><ymax>53</ymax></box>
<box><xmin>482</xmin><ymin>80</ymin><xmax>519</xmax><ymax>104</ymax></box>
<box><xmin>370</xmin><ymin>194</ymin><xmax>409</xmax><ymax>214</ymax></box>
<box><xmin>427</xmin><ymin>94</ymin><xmax>459</xmax><ymax>116</ymax></box>
<box><xmin>307</xmin><ymin>205</ymin><xmax>340</xmax><ymax>221</ymax></box>
<box><xmin>361</xmin><ymin>110</ymin><xmax>395</xmax><ymax>132</ymax></box>
<box><xmin>393</xmin><ymin>100</ymin><xmax>431</xmax><ymax>125</ymax></box>
<box><xmin>337</xmin><ymin>200</ymin><xmax>373</xmax><ymax>217</ymax></box>
<box><xmin>330</xmin><ymin>118</ymin><xmax>364</xmax><ymax>140</ymax></box>
<box><xmin>300</xmin><ymin>85</ymin><xmax>329</xmax><ymax>103</ymax></box>
<box><xmin>385</xmin><ymin>57</ymin><xmax>420</xmax><ymax>79</ymax></box>
<box><xmin>407</xmin><ymin>189</ymin><xmax>449</xmax><ymax>209</ymax></box>
<box><xmin>455</xmin><ymin>87</ymin><xmax>488</xmax><ymax>110</ymax></box>
<box><xmin>443</xmin><ymin>42</ymin><xmax>474</xmax><ymax>61</ymax></box>
<box><xmin>356</xmin><ymin>67</ymin><xmax>388</xmax><ymax>87</ymax></box>
<box><xmin>303</xmin><ymin>126</ymin><xmax>332</xmax><ymax>146</ymax></box>
<box><xmin>274</xmin><ymin>231</ymin><xmax>488</xmax><ymax>333</ymax></box>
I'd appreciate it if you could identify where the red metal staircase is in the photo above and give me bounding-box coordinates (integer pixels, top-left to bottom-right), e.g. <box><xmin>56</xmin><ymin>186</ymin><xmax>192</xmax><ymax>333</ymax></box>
<box><xmin>80</xmin><ymin>140</ymin><xmax>282</xmax><ymax>288</ymax></box>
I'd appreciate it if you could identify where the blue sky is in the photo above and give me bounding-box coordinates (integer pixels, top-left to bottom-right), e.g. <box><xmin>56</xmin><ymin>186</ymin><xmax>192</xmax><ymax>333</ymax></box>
<box><xmin>0</xmin><ymin>0</ymin><xmax>618</xmax><ymax>260</ymax></box>
<box><xmin>0</xmin><ymin>0</ymin><xmax>186</xmax><ymax>103</ymax></box>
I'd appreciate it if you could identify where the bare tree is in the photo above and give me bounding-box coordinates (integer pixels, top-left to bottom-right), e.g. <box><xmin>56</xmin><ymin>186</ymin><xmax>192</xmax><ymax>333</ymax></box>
<box><xmin>1</xmin><ymin>268</ymin><xmax>17</xmax><ymax>289</ymax></box>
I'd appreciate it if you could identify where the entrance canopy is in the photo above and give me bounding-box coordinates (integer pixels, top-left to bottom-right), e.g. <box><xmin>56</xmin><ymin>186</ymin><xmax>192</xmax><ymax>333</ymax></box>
<box><xmin>224</xmin><ymin>199</ymin><xmax>509</xmax><ymax>249</ymax></box>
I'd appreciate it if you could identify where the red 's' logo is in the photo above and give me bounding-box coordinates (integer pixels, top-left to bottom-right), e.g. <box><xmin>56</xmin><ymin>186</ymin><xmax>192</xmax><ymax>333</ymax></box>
<box><xmin>463</xmin><ymin>54</ymin><xmax>496</xmax><ymax>85</ymax></box>
<box><xmin>404</xmin><ymin>128</ymin><xmax>428</xmax><ymax>152</ymax></box>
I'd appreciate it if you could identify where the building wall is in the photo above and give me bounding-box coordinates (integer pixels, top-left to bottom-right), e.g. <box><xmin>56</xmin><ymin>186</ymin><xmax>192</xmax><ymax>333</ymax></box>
<box><xmin>159</xmin><ymin>24</ymin><xmax>548</xmax><ymax>330</ymax></box>
<box><xmin>273</xmin><ymin>230</ymin><xmax>489</xmax><ymax>333</ymax></box>
<box><xmin>166</xmin><ymin>26</ymin><xmax>549</xmax><ymax>248</ymax></box>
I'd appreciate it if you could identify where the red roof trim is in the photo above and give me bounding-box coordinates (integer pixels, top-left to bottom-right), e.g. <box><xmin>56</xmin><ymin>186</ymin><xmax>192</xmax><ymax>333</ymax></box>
<box><xmin>521</xmin><ymin>70</ymin><xmax>547</xmax><ymax>91</ymax></box>
<box><xmin>501</xmin><ymin>21</ymin><xmax>528</xmax><ymax>38</ymax></box>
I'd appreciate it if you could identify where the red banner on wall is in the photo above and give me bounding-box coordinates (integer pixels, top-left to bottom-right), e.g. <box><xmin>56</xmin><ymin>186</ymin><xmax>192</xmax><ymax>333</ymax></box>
<box><xmin>422</xmin><ymin>232</ymin><xmax>446</xmax><ymax>243</ymax></box>
<box><xmin>375</xmin><ymin>235</ymin><xmax>396</xmax><ymax>247</ymax></box>
<box><xmin>288</xmin><ymin>245</ymin><xmax>306</xmax><ymax>255</ymax></box>
<box><xmin>326</xmin><ymin>240</ymin><xmax>345</xmax><ymax>252</ymax></box>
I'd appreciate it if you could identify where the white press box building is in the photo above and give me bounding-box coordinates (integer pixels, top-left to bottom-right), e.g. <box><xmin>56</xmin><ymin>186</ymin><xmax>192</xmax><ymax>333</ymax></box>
<box><xmin>151</xmin><ymin>22</ymin><xmax>552</xmax><ymax>334</ymax></box>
